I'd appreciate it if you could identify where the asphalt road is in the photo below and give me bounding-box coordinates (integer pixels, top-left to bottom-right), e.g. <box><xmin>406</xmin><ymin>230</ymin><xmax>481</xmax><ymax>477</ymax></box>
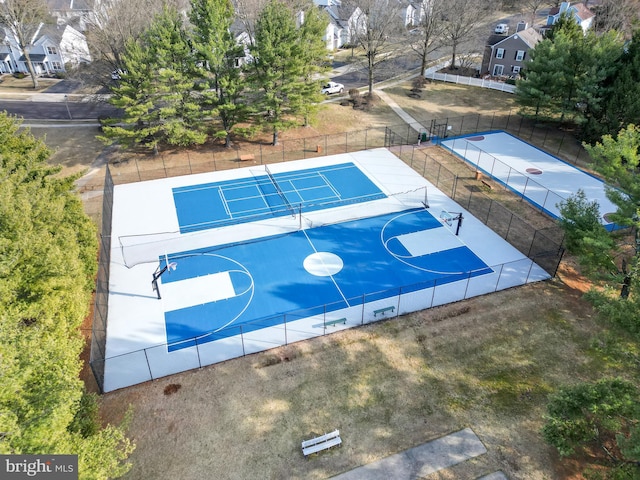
<box><xmin>0</xmin><ymin>98</ymin><xmax>120</xmax><ymax>120</ymax></box>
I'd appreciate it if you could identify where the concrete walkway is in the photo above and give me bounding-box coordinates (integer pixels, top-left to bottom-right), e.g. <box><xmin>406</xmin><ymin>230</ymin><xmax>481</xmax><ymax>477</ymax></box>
<box><xmin>331</xmin><ymin>428</ymin><xmax>487</xmax><ymax>480</ymax></box>
<box><xmin>373</xmin><ymin>88</ymin><xmax>428</xmax><ymax>135</ymax></box>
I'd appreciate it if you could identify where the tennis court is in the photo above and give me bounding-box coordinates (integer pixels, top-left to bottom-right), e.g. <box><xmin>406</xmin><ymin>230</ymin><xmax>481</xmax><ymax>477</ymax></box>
<box><xmin>439</xmin><ymin>131</ymin><xmax>619</xmax><ymax>230</ymax></box>
<box><xmin>104</xmin><ymin>149</ymin><xmax>550</xmax><ymax>392</ymax></box>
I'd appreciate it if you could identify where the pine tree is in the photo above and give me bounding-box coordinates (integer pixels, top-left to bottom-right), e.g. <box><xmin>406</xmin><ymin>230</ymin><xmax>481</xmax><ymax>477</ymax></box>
<box><xmin>584</xmin><ymin>29</ymin><xmax>640</xmax><ymax>141</ymax></box>
<box><xmin>0</xmin><ymin>112</ymin><xmax>134</xmax><ymax>477</ymax></box>
<box><xmin>190</xmin><ymin>0</ymin><xmax>250</xmax><ymax>147</ymax></box>
<box><xmin>100</xmin><ymin>8</ymin><xmax>207</xmax><ymax>153</ymax></box>
<box><xmin>292</xmin><ymin>4</ymin><xmax>329</xmax><ymax>127</ymax></box>
<box><xmin>515</xmin><ymin>38</ymin><xmax>563</xmax><ymax>119</ymax></box>
<box><xmin>248</xmin><ymin>0</ymin><xmax>327</xmax><ymax>145</ymax></box>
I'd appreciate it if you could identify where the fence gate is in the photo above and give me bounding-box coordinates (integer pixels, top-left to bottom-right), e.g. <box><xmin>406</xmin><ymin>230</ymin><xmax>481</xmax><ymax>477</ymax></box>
<box><xmin>384</xmin><ymin>127</ymin><xmax>406</xmax><ymax>147</ymax></box>
<box><xmin>429</xmin><ymin>119</ymin><xmax>450</xmax><ymax>142</ymax></box>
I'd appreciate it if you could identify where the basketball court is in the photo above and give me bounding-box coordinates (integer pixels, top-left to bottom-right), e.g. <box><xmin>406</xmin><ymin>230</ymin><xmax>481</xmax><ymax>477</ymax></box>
<box><xmin>103</xmin><ymin>148</ymin><xmax>550</xmax><ymax>391</ymax></box>
<box><xmin>439</xmin><ymin>131</ymin><xmax>619</xmax><ymax>230</ymax></box>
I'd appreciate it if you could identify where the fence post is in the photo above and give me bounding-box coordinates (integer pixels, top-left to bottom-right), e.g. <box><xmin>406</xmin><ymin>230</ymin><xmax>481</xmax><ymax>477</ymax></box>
<box><xmin>144</xmin><ymin>349</ymin><xmax>153</xmax><ymax>380</ymax></box>
<box><xmin>240</xmin><ymin>325</ymin><xmax>246</xmax><ymax>356</ymax></box>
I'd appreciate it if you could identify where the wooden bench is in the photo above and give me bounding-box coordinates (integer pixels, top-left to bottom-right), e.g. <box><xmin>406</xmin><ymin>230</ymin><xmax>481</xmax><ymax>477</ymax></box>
<box><xmin>239</xmin><ymin>154</ymin><xmax>255</xmax><ymax>162</ymax></box>
<box><xmin>481</xmin><ymin>180</ymin><xmax>493</xmax><ymax>190</ymax></box>
<box><xmin>302</xmin><ymin>430</ymin><xmax>342</xmax><ymax>457</ymax></box>
<box><xmin>373</xmin><ymin>306</ymin><xmax>395</xmax><ymax>317</ymax></box>
<box><xmin>324</xmin><ymin>318</ymin><xmax>346</xmax><ymax>328</ymax></box>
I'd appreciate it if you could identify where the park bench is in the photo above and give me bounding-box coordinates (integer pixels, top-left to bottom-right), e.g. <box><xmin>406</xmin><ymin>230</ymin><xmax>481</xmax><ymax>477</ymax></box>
<box><xmin>481</xmin><ymin>179</ymin><xmax>493</xmax><ymax>190</ymax></box>
<box><xmin>302</xmin><ymin>430</ymin><xmax>342</xmax><ymax>457</ymax></box>
<box><xmin>373</xmin><ymin>306</ymin><xmax>395</xmax><ymax>317</ymax></box>
<box><xmin>324</xmin><ymin>318</ymin><xmax>346</xmax><ymax>328</ymax></box>
<box><xmin>239</xmin><ymin>154</ymin><xmax>255</xmax><ymax>162</ymax></box>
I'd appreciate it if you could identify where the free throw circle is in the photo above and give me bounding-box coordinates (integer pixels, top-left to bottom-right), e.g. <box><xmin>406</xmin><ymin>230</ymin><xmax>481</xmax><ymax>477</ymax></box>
<box><xmin>304</xmin><ymin>252</ymin><xmax>344</xmax><ymax>277</ymax></box>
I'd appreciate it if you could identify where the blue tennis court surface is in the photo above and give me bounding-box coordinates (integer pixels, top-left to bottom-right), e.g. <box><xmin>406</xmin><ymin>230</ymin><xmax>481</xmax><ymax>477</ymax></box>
<box><xmin>172</xmin><ymin>162</ymin><xmax>386</xmax><ymax>233</ymax></box>
<box><xmin>161</xmin><ymin>208</ymin><xmax>492</xmax><ymax>351</ymax></box>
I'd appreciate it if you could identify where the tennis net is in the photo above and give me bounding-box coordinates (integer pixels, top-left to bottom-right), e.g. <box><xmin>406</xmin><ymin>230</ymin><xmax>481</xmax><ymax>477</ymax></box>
<box><xmin>264</xmin><ymin>164</ymin><xmax>296</xmax><ymax>217</ymax></box>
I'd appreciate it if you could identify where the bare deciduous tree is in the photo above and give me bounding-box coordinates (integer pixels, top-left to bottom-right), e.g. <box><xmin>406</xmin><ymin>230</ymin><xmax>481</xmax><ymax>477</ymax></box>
<box><xmin>84</xmin><ymin>0</ymin><xmax>189</xmax><ymax>82</ymax></box>
<box><xmin>409</xmin><ymin>0</ymin><xmax>447</xmax><ymax>76</ymax></box>
<box><xmin>590</xmin><ymin>0</ymin><xmax>640</xmax><ymax>37</ymax></box>
<box><xmin>518</xmin><ymin>0</ymin><xmax>554</xmax><ymax>27</ymax></box>
<box><xmin>344</xmin><ymin>0</ymin><xmax>405</xmax><ymax>94</ymax></box>
<box><xmin>440</xmin><ymin>0</ymin><xmax>500</xmax><ymax>70</ymax></box>
<box><xmin>0</xmin><ymin>0</ymin><xmax>50</xmax><ymax>89</ymax></box>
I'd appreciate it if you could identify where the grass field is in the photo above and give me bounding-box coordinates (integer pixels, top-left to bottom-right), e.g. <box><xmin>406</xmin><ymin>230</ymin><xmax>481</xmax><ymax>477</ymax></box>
<box><xmin>27</xmin><ymin>78</ymin><xmax>627</xmax><ymax>479</ymax></box>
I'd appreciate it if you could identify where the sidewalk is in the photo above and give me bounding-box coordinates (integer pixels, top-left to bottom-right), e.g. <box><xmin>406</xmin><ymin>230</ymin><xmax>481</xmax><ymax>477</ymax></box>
<box><xmin>373</xmin><ymin>88</ymin><xmax>428</xmax><ymax>135</ymax></box>
<box><xmin>330</xmin><ymin>428</ymin><xmax>488</xmax><ymax>480</ymax></box>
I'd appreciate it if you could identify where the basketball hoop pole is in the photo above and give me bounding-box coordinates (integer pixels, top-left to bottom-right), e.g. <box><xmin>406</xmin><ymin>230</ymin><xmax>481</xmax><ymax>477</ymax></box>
<box><xmin>453</xmin><ymin>213</ymin><xmax>463</xmax><ymax>236</ymax></box>
<box><xmin>151</xmin><ymin>261</ymin><xmax>177</xmax><ymax>300</ymax></box>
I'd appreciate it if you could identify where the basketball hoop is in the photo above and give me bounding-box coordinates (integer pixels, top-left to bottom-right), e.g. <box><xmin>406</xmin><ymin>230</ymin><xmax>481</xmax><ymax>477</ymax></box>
<box><xmin>439</xmin><ymin>210</ymin><xmax>463</xmax><ymax>236</ymax></box>
<box><xmin>152</xmin><ymin>261</ymin><xmax>179</xmax><ymax>300</ymax></box>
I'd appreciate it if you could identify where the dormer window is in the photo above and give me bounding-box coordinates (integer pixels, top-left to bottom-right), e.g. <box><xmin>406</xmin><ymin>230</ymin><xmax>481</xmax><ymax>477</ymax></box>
<box><xmin>46</xmin><ymin>46</ymin><xmax>57</xmax><ymax>55</ymax></box>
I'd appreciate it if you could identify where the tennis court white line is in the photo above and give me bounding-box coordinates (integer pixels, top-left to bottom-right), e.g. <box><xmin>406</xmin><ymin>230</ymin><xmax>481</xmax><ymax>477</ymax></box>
<box><xmin>218</xmin><ymin>187</ymin><xmax>231</xmax><ymax>217</ymax></box>
<box><xmin>318</xmin><ymin>172</ymin><xmax>342</xmax><ymax>198</ymax></box>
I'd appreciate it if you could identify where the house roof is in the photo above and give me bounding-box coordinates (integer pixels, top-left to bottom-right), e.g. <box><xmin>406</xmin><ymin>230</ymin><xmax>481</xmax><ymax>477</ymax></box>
<box><xmin>45</xmin><ymin>0</ymin><xmax>91</xmax><ymax>11</ymax></box>
<box><xmin>491</xmin><ymin>27</ymin><xmax>542</xmax><ymax>49</ymax></box>
<box><xmin>549</xmin><ymin>2</ymin><xmax>595</xmax><ymax>21</ymax></box>
<box><xmin>572</xmin><ymin>3</ymin><xmax>595</xmax><ymax>20</ymax></box>
<box><xmin>513</xmin><ymin>27</ymin><xmax>543</xmax><ymax>48</ymax></box>
<box><xmin>18</xmin><ymin>53</ymin><xmax>47</xmax><ymax>62</ymax></box>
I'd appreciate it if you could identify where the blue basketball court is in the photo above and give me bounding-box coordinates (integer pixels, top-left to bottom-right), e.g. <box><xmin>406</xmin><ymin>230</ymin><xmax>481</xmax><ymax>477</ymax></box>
<box><xmin>104</xmin><ymin>149</ymin><xmax>550</xmax><ymax>392</ymax></box>
<box><xmin>161</xmin><ymin>207</ymin><xmax>492</xmax><ymax>351</ymax></box>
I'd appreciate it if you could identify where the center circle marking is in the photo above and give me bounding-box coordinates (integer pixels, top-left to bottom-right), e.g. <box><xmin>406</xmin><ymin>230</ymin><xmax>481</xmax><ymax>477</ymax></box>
<box><xmin>303</xmin><ymin>252</ymin><xmax>343</xmax><ymax>277</ymax></box>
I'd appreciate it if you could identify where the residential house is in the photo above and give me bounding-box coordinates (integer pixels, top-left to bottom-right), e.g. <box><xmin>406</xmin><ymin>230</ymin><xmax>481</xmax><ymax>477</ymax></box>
<box><xmin>229</xmin><ymin>20</ymin><xmax>254</xmax><ymax>67</ymax></box>
<box><xmin>0</xmin><ymin>23</ymin><xmax>91</xmax><ymax>75</ymax></box>
<box><xmin>544</xmin><ymin>1</ymin><xmax>595</xmax><ymax>34</ymax></box>
<box><xmin>400</xmin><ymin>0</ymin><xmax>426</xmax><ymax>28</ymax></box>
<box><xmin>315</xmin><ymin>0</ymin><xmax>366</xmax><ymax>50</ymax></box>
<box><xmin>481</xmin><ymin>25</ymin><xmax>542</xmax><ymax>78</ymax></box>
<box><xmin>45</xmin><ymin>0</ymin><xmax>95</xmax><ymax>32</ymax></box>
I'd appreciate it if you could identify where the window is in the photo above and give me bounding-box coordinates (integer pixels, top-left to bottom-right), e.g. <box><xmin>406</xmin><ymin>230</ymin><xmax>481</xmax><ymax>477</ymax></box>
<box><xmin>493</xmin><ymin>64</ymin><xmax>504</xmax><ymax>76</ymax></box>
<box><xmin>515</xmin><ymin>50</ymin><xmax>525</xmax><ymax>61</ymax></box>
<box><xmin>512</xmin><ymin>65</ymin><xmax>521</xmax><ymax>74</ymax></box>
<box><xmin>46</xmin><ymin>46</ymin><xmax>57</xmax><ymax>55</ymax></box>
<box><xmin>51</xmin><ymin>62</ymin><xmax>62</xmax><ymax>70</ymax></box>
<box><xmin>495</xmin><ymin>48</ymin><xmax>504</xmax><ymax>59</ymax></box>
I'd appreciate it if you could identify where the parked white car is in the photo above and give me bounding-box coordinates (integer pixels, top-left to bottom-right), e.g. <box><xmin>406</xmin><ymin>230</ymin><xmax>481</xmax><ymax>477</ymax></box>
<box><xmin>321</xmin><ymin>81</ymin><xmax>344</xmax><ymax>95</ymax></box>
<box><xmin>494</xmin><ymin>24</ymin><xmax>509</xmax><ymax>34</ymax></box>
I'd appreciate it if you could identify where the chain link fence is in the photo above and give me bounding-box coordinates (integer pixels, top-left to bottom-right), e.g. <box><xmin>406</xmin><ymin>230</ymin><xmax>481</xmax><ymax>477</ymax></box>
<box><xmin>88</xmin><ymin>117</ymin><xmax>569</xmax><ymax>392</ymax></box>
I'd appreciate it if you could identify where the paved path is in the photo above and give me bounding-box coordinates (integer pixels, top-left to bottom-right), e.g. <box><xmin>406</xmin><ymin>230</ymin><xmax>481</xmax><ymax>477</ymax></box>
<box><xmin>331</xmin><ymin>428</ymin><xmax>487</xmax><ymax>480</ymax></box>
<box><xmin>373</xmin><ymin>88</ymin><xmax>428</xmax><ymax>135</ymax></box>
